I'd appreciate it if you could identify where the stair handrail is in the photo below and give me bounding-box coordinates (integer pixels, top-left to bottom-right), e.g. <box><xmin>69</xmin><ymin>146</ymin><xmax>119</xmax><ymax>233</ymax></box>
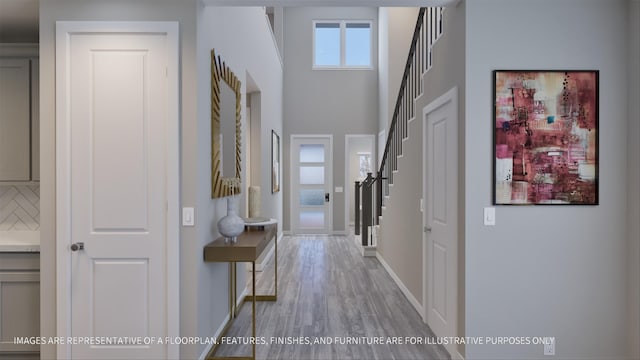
<box><xmin>378</xmin><ymin>7</ymin><xmax>426</xmax><ymax>176</ymax></box>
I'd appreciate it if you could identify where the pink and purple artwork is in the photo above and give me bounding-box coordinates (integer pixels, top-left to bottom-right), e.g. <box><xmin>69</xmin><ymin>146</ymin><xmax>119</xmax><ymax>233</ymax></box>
<box><xmin>493</xmin><ymin>70</ymin><xmax>599</xmax><ymax>205</ymax></box>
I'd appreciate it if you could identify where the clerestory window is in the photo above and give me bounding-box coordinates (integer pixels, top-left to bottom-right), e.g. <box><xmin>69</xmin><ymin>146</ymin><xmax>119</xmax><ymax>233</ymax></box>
<box><xmin>313</xmin><ymin>20</ymin><xmax>372</xmax><ymax>69</ymax></box>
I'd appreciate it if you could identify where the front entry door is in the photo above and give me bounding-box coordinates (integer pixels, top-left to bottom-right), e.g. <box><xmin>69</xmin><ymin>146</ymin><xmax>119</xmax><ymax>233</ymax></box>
<box><xmin>56</xmin><ymin>22</ymin><xmax>179</xmax><ymax>359</ymax></box>
<box><xmin>291</xmin><ymin>136</ymin><xmax>333</xmax><ymax>234</ymax></box>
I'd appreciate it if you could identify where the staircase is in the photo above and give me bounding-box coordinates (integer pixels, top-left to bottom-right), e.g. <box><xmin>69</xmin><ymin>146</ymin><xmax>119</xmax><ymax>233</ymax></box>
<box><xmin>354</xmin><ymin>7</ymin><xmax>444</xmax><ymax>254</ymax></box>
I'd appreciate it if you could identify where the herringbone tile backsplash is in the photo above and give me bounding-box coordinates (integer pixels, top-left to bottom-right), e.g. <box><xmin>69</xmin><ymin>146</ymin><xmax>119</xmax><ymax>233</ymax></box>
<box><xmin>0</xmin><ymin>185</ymin><xmax>40</xmax><ymax>231</ymax></box>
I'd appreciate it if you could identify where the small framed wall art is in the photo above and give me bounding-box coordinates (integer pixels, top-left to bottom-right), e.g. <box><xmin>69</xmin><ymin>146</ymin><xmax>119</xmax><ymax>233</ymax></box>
<box><xmin>493</xmin><ymin>70</ymin><xmax>599</xmax><ymax>205</ymax></box>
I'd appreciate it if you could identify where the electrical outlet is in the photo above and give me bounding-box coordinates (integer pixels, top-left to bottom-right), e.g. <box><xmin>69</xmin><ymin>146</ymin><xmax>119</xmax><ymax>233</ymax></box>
<box><xmin>544</xmin><ymin>337</ymin><xmax>555</xmax><ymax>356</ymax></box>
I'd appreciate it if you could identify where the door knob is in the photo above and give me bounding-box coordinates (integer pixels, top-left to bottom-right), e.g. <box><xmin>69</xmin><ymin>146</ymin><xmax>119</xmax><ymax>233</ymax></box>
<box><xmin>70</xmin><ymin>242</ymin><xmax>84</xmax><ymax>252</ymax></box>
<box><xmin>325</xmin><ymin>193</ymin><xmax>330</xmax><ymax>202</ymax></box>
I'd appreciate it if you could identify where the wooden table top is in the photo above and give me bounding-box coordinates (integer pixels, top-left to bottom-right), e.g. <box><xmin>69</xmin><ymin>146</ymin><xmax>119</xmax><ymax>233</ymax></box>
<box><xmin>203</xmin><ymin>223</ymin><xmax>277</xmax><ymax>262</ymax></box>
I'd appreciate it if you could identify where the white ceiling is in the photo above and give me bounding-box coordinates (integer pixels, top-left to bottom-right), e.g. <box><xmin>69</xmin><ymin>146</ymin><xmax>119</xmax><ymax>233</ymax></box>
<box><xmin>0</xmin><ymin>0</ymin><xmax>39</xmax><ymax>43</ymax></box>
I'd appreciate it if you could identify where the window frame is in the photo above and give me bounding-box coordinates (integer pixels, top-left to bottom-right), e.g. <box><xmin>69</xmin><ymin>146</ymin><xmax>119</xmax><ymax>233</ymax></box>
<box><xmin>312</xmin><ymin>19</ymin><xmax>373</xmax><ymax>70</ymax></box>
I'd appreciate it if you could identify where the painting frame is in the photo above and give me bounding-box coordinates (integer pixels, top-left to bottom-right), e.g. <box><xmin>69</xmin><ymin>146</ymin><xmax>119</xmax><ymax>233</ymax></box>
<box><xmin>493</xmin><ymin>70</ymin><xmax>599</xmax><ymax>205</ymax></box>
<box><xmin>272</xmin><ymin>130</ymin><xmax>280</xmax><ymax>193</ymax></box>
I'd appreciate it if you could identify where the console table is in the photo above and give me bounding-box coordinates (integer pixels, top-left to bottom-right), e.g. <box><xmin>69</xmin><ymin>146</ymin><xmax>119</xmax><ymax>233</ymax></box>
<box><xmin>203</xmin><ymin>222</ymin><xmax>277</xmax><ymax>360</ymax></box>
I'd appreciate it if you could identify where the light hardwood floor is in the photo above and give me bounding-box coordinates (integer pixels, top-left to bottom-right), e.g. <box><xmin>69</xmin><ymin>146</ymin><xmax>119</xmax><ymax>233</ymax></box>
<box><xmin>214</xmin><ymin>233</ymin><xmax>451</xmax><ymax>360</ymax></box>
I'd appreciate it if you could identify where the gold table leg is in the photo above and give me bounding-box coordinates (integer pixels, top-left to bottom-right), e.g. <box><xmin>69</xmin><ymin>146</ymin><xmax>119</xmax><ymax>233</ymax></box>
<box><xmin>207</xmin><ymin>231</ymin><xmax>278</xmax><ymax>360</ymax></box>
<box><xmin>252</xmin><ymin>261</ymin><xmax>256</xmax><ymax>360</ymax></box>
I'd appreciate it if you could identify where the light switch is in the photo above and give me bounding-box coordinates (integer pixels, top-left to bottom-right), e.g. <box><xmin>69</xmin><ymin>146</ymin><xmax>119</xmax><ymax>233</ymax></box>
<box><xmin>484</xmin><ymin>207</ymin><xmax>495</xmax><ymax>226</ymax></box>
<box><xmin>335</xmin><ymin>187</ymin><xmax>343</xmax><ymax>193</ymax></box>
<box><xmin>183</xmin><ymin>207</ymin><xmax>194</xmax><ymax>226</ymax></box>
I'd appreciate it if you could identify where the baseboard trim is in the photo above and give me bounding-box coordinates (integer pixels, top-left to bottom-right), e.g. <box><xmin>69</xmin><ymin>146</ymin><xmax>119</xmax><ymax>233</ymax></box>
<box><xmin>361</xmin><ymin>245</ymin><xmax>377</xmax><ymax>257</ymax></box>
<box><xmin>283</xmin><ymin>230</ymin><xmax>293</xmax><ymax>236</ymax></box>
<box><xmin>199</xmin><ymin>313</ymin><xmax>230</xmax><ymax>360</ymax></box>
<box><xmin>255</xmin><ymin>233</ymin><xmax>283</xmax><ymax>271</ymax></box>
<box><xmin>354</xmin><ymin>235</ymin><xmax>377</xmax><ymax>257</ymax></box>
<box><xmin>236</xmin><ymin>286</ymin><xmax>248</xmax><ymax>308</ymax></box>
<box><xmin>332</xmin><ymin>230</ymin><xmax>348</xmax><ymax>236</ymax></box>
<box><xmin>376</xmin><ymin>252</ymin><xmax>424</xmax><ymax>318</ymax></box>
<box><xmin>199</xmin><ymin>284</ymin><xmax>249</xmax><ymax>360</ymax></box>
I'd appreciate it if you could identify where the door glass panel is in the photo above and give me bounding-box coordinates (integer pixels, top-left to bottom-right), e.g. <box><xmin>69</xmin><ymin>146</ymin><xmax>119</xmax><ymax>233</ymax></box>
<box><xmin>300</xmin><ymin>189</ymin><xmax>325</xmax><ymax>206</ymax></box>
<box><xmin>300</xmin><ymin>166</ymin><xmax>324</xmax><ymax>185</ymax></box>
<box><xmin>300</xmin><ymin>211</ymin><xmax>325</xmax><ymax>228</ymax></box>
<box><xmin>300</xmin><ymin>144</ymin><xmax>325</xmax><ymax>163</ymax></box>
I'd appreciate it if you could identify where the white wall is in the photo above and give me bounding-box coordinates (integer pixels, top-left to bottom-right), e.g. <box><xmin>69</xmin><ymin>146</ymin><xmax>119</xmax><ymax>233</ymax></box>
<box><xmin>282</xmin><ymin>7</ymin><xmax>379</xmax><ymax>233</ymax></box>
<box><xmin>196</xmin><ymin>6</ymin><xmax>283</xmax><ymax>359</ymax></box>
<box><xmin>377</xmin><ymin>7</ymin><xmax>419</xmax><ymax>134</ymax></box>
<box><xmin>377</xmin><ymin>8</ymin><xmax>389</xmax><ymax>133</ymax></box>
<box><xmin>465</xmin><ymin>1</ymin><xmax>630</xmax><ymax>359</ymax></box>
<box><xmin>627</xmin><ymin>1</ymin><xmax>640</xmax><ymax>358</ymax></box>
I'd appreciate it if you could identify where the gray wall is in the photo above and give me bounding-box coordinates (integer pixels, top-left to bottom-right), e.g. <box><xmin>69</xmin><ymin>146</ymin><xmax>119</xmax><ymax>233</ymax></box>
<box><xmin>628</xmin><ymin>0</ymin><xmax>640</xmax><ymax>358</ymax></box>
<box><xmin>377</xmin><ymin>7</ymin><xmax>419</xmax><ymax>133</ymax></box>
<box><xmin>249</xmin><ymin>92</ymin><xmax>263</xmax><ymax>190</ymax></box>
<box><xmin>39</xmin><ymin>1</ymin><xmax>198</xmax><ymax>359</ymax></box>
<box><xmin>465</xmin><ymin>1</ymin><xmax>630</xmax><ymax>359</ymax></box>
<box><xmin>422</xmin><ymin>3</ymin><xmax>466</xmax><ymax>355</ymax></box>
<box><xmin>196</xmin><ymin>6</ymin><xmax>284</xmax><ymax>359</ymax></box>
<box><xmin>283</xmin><ymin>7</ymin><xmax>379</xmax><ymax>233</ymax></box>
<box><xmin>376</xmin><ymin>2</ymin><xmax>466</xmax><ymax>355</ymax></box>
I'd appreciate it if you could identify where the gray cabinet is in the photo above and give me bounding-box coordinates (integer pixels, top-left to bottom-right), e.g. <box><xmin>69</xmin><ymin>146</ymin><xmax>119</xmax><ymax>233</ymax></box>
<box><xmin>31</xmin><ymin>59</ymin><xmax>39</xmax><ymax>181</ymax></box>
<box><xmin>0</xmin><ymin>59</ymin><xmax>31</xmax><ymax>181</ymax></box>
<box><xmin>0</xmin><ymin>253</ymin><xmax>40</xmax><ymax>355</ymax></box>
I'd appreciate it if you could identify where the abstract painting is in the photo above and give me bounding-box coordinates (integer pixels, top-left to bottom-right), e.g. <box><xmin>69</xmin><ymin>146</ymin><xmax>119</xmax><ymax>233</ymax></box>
<box><xmin>493</xmin><ymin>70</ymin><xmax>599</xmax><ymax>205</ymax></box>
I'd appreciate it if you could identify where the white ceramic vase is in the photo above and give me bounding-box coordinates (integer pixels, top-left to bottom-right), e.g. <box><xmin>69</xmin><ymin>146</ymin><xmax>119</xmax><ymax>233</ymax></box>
<box><xmin>218</xmin><ymin>195</ymin><xmax>244</xmax><ymax>243</ymax></box>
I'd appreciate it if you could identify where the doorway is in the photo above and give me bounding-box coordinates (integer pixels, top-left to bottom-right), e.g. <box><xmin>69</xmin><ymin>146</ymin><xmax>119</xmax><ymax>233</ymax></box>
<box><xmin>55</xmin><ymin>22</ymin><xmax>180</xmax><ymax>359</ymax></box>
<box><xmin>290</xmin><ymin>135</ymin><xmax>333</xmax><ymax>234</ymax></box>
<box><xmin>422</xmin><ymin>87</ymin><xmax>458</xmax><ymax>358</ymax></box>
<box><xmin>345</xmin><ymin>135</ymin><xmax>375</xmax><ymax>229</ymax></box>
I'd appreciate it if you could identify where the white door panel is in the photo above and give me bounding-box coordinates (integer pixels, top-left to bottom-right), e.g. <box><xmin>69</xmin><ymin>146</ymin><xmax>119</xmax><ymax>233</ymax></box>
<box><xmin>423</xmin><ymin>88</ymin><xmax>458</xmax><ymax>357</ymax></box>
<box><xmin>57</xmin><ymin>22</ymin><xmax>179</xmax><ymax>360</ymax></box>
<box><xmin>70</xmin><ymin>33</ymin><xmax>166</xmax><ymax>359</ymax></box>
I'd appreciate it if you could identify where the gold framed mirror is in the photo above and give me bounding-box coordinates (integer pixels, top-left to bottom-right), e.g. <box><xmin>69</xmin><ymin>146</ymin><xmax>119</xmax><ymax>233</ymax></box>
<box><xmin>211</xmin><ymin>49</ymin><xmax>242</xmax><ymax>198</ymax></box>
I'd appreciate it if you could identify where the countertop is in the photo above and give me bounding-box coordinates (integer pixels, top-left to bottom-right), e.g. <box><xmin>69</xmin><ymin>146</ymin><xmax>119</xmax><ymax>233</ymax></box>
<box><xmin>0</xmin><ymin>231</ymin><xmax>40</xmax><ymax>252</ymax></box>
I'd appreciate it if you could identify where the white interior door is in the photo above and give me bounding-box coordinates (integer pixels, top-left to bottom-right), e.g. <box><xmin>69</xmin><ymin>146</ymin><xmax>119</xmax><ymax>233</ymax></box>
<box><xmin>423</xmin><ymin>88</ymin><xmax>458</xmax><ymax>357</ymax></box>
<box><xmin>56</xmin><ymin>22</ymin><xmax>179</xmax><ymax>359</ymax></box>
<box><xmin>291</xmin><ymin>135</ymin><xmax>332</xmax><ymax>234</ymax></box>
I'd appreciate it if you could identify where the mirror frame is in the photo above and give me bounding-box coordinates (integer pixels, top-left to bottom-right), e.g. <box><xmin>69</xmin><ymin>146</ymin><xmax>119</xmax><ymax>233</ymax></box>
<box><xmin>211</xmin><ymin>49</ymin><xmax>242</xmax><ymax>198</ymax></box>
